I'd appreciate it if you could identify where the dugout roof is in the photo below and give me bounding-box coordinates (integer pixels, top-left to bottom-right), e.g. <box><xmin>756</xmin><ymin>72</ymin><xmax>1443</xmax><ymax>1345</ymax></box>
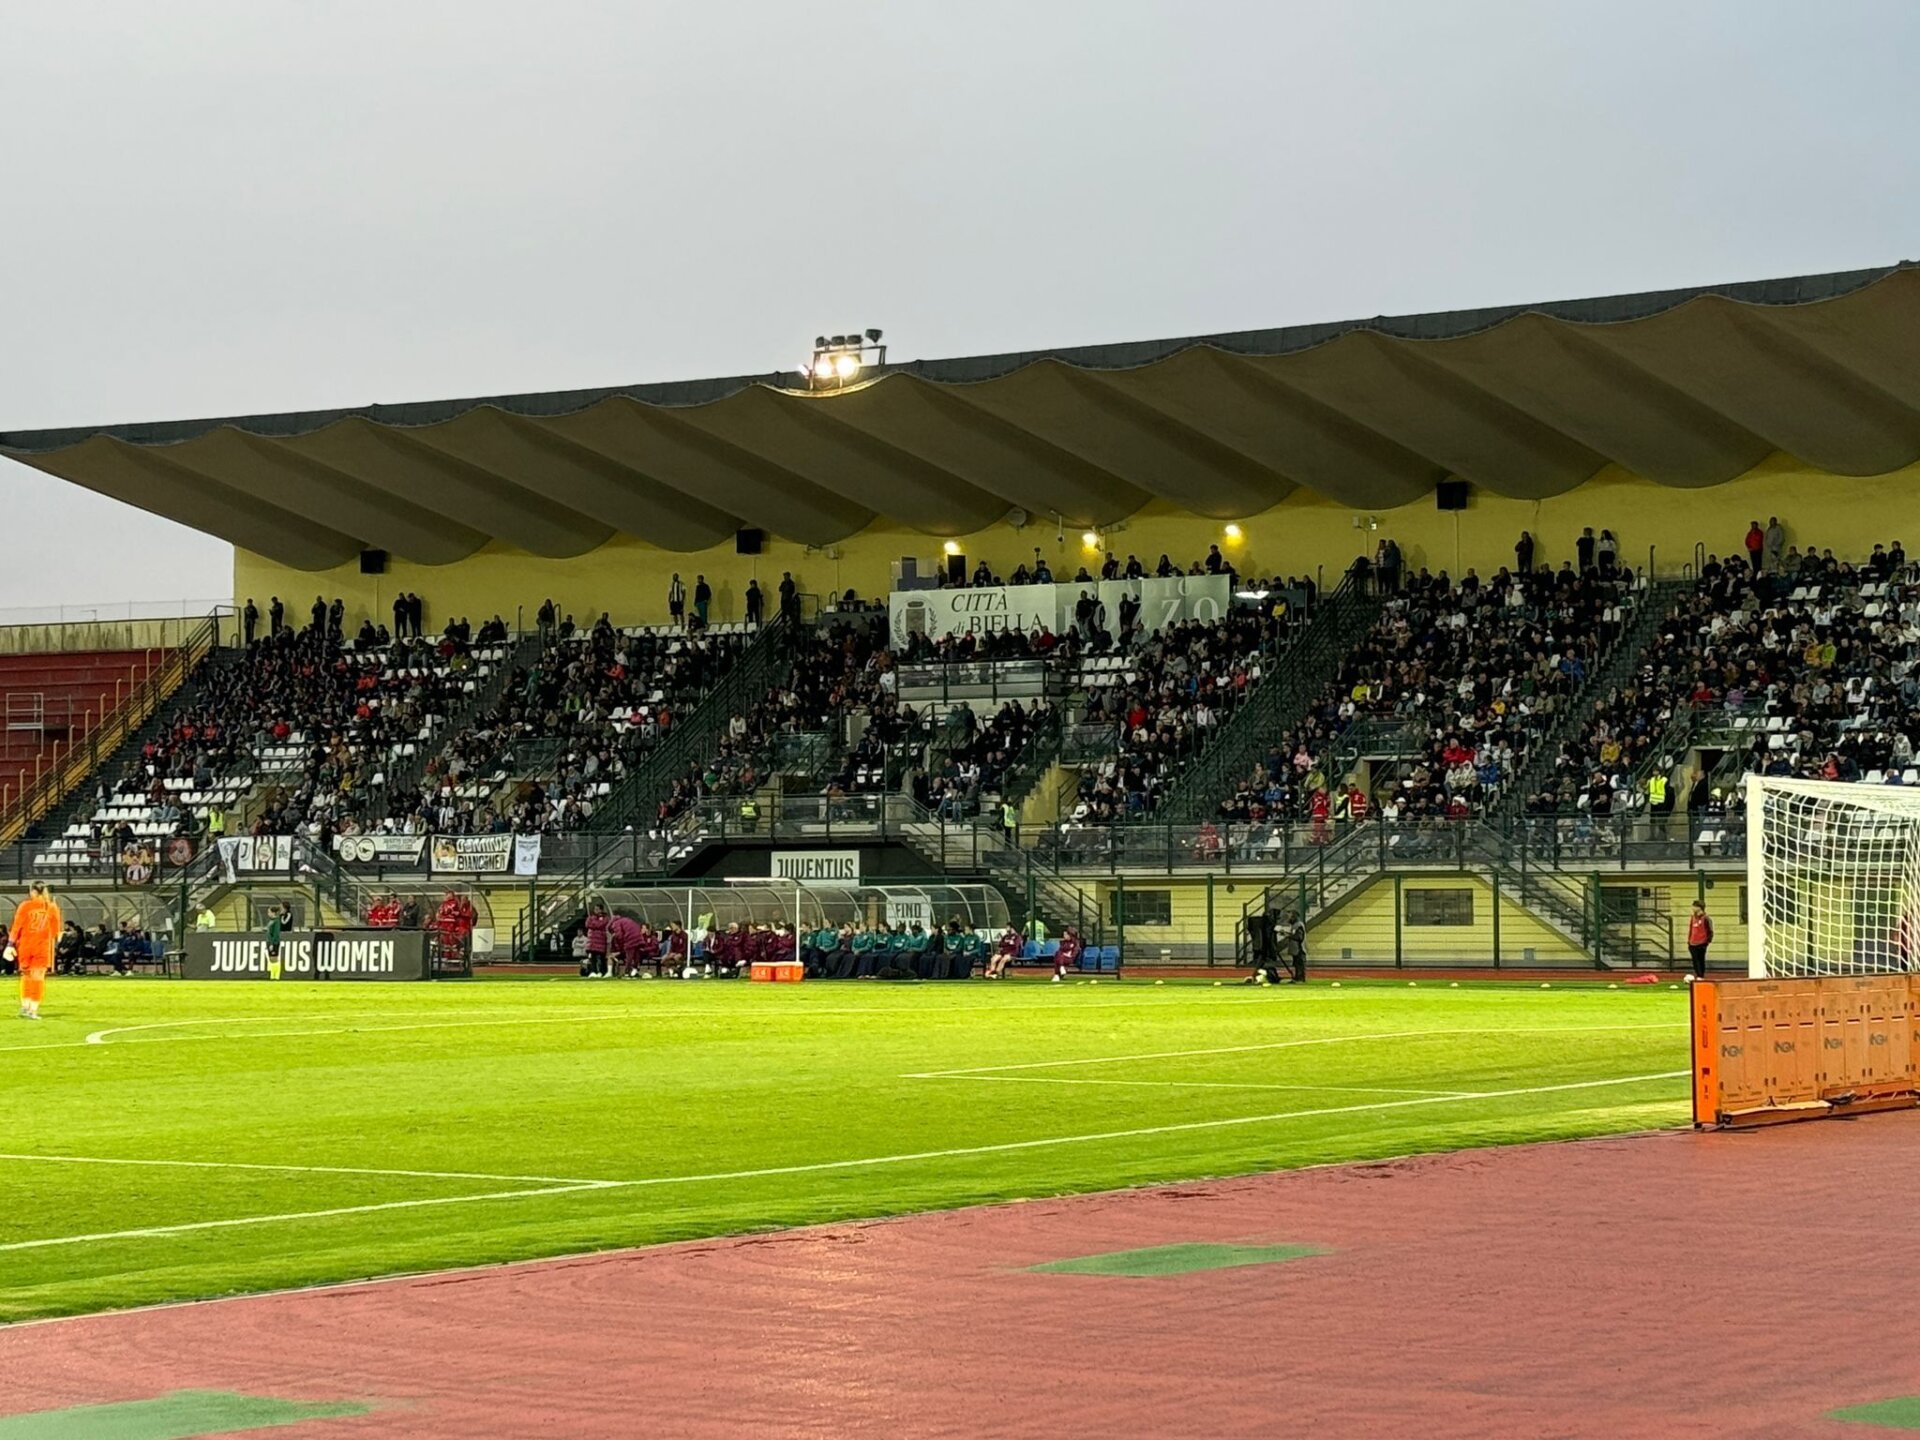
<box><xmin>5</xmin><ymin>262</ymin><xmax>1919</xmax><ymax>570</ymax></box>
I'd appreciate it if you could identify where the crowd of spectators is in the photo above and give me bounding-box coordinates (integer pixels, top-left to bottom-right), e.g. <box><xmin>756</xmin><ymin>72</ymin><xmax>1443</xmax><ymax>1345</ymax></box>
<box><xmin>1214</xmin><ymin>563</ymin><xmax>1639</xmax><ymax>827</ymax></box>
<box><xmin>1068</xmin><ymin>605</ymin><xmax>1298</xmax><ymax>821</ymax></box>
<box><xmin>917</xmin><ymin>699</ymin><xmax>1055</xmax><ymax>819</ymax></box>
<box><xmin>97</xmin><ymin>602</ymin><xmax>483</xmax><ymax>848</ymax></box>
<box><xmin>655</xmin><ymin>624</ymin><xmax>899</xmax><ymax>827</ymax></box>
<box><xmin>410</xmin><ymin>617</ymin><xmax>750</xmax><ymax>835</ymax></box>
<box><xmin>1526</xmin><ymin>541</ymin><xmax>1915</xmax><ymax>816</ymax></box>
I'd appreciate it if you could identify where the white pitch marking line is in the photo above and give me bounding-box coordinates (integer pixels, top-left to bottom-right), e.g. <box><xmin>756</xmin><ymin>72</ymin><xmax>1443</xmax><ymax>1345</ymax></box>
<box><xmin>903</xmin><ymin>1022</ymin><xmax>1689</xmax><ymax>1079</ymax></box>
<box><xmin>0</xmin><ymin>1182</ymin><xmax>617</xmax><ymax>1254</ymax></box>
<box><xmin>0</xmin><ymin>1068</ymin><xmax>1689</xmax><ymax>1254</ymax></box>
<box><xmin>0</xmin><ymin>997</ymin><xmax>1221</xmax><ymax>1060</ymax></box>
<box><xmin>909</xmin><ymin>1074</ymin><xmax>1477</xmax><ymax>1097</ymax></box>
<box><xmin>0</xmin><ymin>1151</ymin><xmax>601</xmax><ymax>1187</ymax></box>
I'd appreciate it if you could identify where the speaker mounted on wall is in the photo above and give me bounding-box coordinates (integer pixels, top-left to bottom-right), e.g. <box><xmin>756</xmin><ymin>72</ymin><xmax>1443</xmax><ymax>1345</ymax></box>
<box><xmin>1435</xmin><ymin>480</ymin><xmax>1470</xmax><ymax>512</ymax></box>
<box><xmin>735</xmin><ymin>528</ymin><xmax>765</xmax><ymax>556</ymax></box>
<box><xmin>359</xmin><ymin>549</ymin><xmax>388</xmax><ymax>575</ymax></box>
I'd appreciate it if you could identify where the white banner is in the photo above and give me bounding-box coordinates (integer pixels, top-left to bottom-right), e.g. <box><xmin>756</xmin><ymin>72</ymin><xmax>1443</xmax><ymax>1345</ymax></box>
<box><xmin>884</xmin><ymin>894</ymin><xmax>933</xmax><ymax>931</ymax></box>
<box><xmin>217</xmin><ymin>835</ymin><xmax>292</xmax><ymax>881</ymax></box>
<box><xmin>513</xmin><ymin>834</ymin><xmax>542</xmax><ymax>877</ymax></box>
<box><xmin>889</xmin><ymin>585</ymin><xmax>1057</xmax><ymax>647</ymax></box>
<box><xmin>770</xmin><ymin>850</ymin><xmax>861</xmax><ymax>887</ymax></box>
<box><xmin>890</xmin><ymin>574</ymin><xmax>1232</xmax><ymax>647</ymax></box>
<box><xmin>1091</xmin><ymin>573</ymin><xmax>1231</xmax><ymax>631</ymax></box>
<box><xmin>333</xmin><ymin>834</ymin><xmax>428</xmax><ymax>867</ymax></box>
<box><xmin>431</xmin><ymin>835</ymin><xmax>517</xmax><ymax>874</ymax></box>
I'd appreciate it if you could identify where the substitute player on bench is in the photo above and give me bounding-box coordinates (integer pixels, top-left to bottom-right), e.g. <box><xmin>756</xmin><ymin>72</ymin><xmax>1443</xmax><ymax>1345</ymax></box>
<box><xmin>8</xmin><ymin>880</ymin><xmax>63</xmax><ymax>1020</ymax></box>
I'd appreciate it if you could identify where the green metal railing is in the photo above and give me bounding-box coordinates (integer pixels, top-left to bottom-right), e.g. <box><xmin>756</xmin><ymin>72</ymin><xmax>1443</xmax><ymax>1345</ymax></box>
<box><xmin>1159</xmin><ymin>578</ymin><xmax>1382</xmax><ymax>821</ymax></box>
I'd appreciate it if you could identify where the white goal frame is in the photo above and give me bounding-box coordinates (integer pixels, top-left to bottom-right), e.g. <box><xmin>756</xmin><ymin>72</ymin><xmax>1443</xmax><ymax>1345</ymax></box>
<box><xmin>1746</xmin><ymin>774</ymin><xmax>1920</xmax><ymax>978</ymax></box>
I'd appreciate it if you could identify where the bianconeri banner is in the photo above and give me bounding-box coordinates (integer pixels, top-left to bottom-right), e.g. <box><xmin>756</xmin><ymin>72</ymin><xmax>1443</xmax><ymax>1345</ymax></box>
<box><xmin>183</xmin><ymin>930</ymin><xmax>432</xmax><ymax>981</ymax></box>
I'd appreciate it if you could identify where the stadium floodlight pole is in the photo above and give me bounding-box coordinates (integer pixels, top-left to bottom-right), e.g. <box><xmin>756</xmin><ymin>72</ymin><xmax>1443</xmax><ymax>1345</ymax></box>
<box><xmin>804</xmin><ymin>329</ymin><xmax>886</xmax><ymax>392</ymax></box>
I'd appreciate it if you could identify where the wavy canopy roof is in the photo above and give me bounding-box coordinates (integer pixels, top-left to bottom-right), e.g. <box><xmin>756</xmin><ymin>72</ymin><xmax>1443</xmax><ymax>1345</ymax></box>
<box><xmin>5</xmin><ymin>263</ymin><xmax>1918</xmax><ymax>570</ymax></box>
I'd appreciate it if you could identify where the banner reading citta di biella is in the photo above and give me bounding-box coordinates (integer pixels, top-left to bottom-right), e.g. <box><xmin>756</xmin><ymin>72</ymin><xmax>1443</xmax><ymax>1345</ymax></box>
<box><xmin>183</xmin><ymin>930</ymin><xmax>432</xmax><ymax>981</ymax></box>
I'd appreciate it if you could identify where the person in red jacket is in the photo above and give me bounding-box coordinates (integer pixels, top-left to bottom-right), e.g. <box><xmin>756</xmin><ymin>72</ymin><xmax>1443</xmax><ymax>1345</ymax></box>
<box><xmin>1053</xmin><ymin>925</ymin><xmax>1084</xmax><ymax>983</ymax></box>
<box><xmin>609</xmin><ymin>913</ymin><xmax>643</xmax><ymax>977</ymax></box>
<box><xmin>985</xmin><ymin>924</ymin><xmax>1024</xmax><ymax>980</ymax></box>
<box><xmin>1687</xmin><ymin>900</ymin><xmax>1713</xmax><ymax>978</ymax></box>
<box><xmin>581</xmin><ymin>898</ymin><xmax>612</xmax><ymax>978</ymax></box>
<box><xmin>1743</xmin><ymin>521</ymin><xmax>1764</xmax><ymax>575</ymax></box>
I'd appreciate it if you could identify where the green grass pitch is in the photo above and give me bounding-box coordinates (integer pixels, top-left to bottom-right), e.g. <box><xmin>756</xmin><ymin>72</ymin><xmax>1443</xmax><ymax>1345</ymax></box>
<box><xmin>0</xmin><ymin>976</ymin><xmax>1691</xmax><ymax>1323</ymax></box>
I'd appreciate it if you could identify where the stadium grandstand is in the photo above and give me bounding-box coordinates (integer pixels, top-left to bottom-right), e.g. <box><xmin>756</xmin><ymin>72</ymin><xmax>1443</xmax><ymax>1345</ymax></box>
<box><xmin>4</xmin><ymin>261</ymin><xmax>1920</xmax><ymax>974</ymax></box>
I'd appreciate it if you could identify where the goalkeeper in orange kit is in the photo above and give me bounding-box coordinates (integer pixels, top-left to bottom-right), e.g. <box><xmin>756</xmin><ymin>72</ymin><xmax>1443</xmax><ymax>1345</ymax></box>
<box><xmin>8</xmin><ymin>880</ymin><xmax>62</xmax><ymax>1020</ymax></box>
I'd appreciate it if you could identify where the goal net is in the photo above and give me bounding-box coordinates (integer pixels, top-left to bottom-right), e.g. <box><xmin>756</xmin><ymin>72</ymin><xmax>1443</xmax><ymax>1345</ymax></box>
<box><xmin>1748</xmin><ymin>775</ymin><xmax>1920</xmax><ymax>978</ymax></box>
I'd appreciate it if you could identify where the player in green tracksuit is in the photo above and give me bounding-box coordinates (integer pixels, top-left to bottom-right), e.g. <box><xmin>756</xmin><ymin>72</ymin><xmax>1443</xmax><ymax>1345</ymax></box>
<box><xmin>850</xmin><ymin>926</ymin><xmax>880</xmax><ymax>978</ymax></box>
<box><xmin>904</xmin><ymin>923</ymin><xmax>933</xmax><ymax>979</ymax></box>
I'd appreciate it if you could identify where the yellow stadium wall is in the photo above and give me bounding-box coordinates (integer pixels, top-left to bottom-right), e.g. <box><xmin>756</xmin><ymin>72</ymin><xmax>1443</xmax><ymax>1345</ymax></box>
<box><xmin>231</xmin><ymin>455</ymin><xmax>1920</xmax><ymax>632</ymax></box>
<box><xmin>1023</xmin><ymin>869</ymin><xmax>1746</xmax><ymax>969</ymax></box>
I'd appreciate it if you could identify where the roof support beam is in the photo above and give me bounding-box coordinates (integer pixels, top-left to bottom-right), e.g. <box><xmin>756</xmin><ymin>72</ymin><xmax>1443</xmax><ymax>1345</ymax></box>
<box><xmin>23</xmin><ymin>438</ymin><xmax>362</xmax><ymax>570</ymax></box>
<box><xmin>178</xmin><ymin>429</ymin><xmax>490</xmax><ymax>563</ymax></box>
<box><xmin>1265</xmin><ymin>331</ymin><xmax>1607</xmax><ymax>497</ymax></box>
<box><xmin>1194</xmin><ymin>352</ymin><xmax>1443</xmax><ymax>508</ymax></box>
<box><xmin>1417</xmin><ymin>316</ymin><xmax>1773</xmax><ymax>487</ymax></box>
<box><xmin>547</xmin><ymin>398</ymin><xmax>872</xmax><ymax>546</ymax></box>
<box><xmin>280</xmin><ymin>419</ymin><xmax>614</xmax><ymax>557</ymax></box>
<box><xmin>826</xmin><ymin>377</ymin><xmax>1152</xmax><ymax>526</ymax></box>
<box><xmin>1579</xmin><ymin>298</ymin><xmax>1920</xmax><ymax>476</ymax></box>
<box><xmin>406</xmin><ymin>407</ymin><xmax>741</xmax><ymax>552</ymax></box>
<box><xmin>950</xmin><ymin>361</ymin><xmax>1291</xmax><ymax>518</ymax></box>
<box><xmin>677</xmin><ymin>388</ymin><xmax>1010</xmax><ymax>535</ymax></box>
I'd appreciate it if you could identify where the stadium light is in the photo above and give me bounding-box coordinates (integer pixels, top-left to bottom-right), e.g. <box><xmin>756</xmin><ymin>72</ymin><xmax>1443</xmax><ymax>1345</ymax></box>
<box><xmin>806</xmin><ymin>329</ymin><xmax>888</xmax><ymax>392</ymax></box>
<box><xmin>1081</xmin><ymin>530</ymin><xmax>1101</xmax><ymax>550</ymax></box>
<box><xmin>1223</xmin><ymin>523</ymin><xmax>1243</xmax><ymax>541</ymax></box>
<box><xmin>942</xmin><ymin>540</ymin><xmax>961</xmax><ymax>556</ymax></box>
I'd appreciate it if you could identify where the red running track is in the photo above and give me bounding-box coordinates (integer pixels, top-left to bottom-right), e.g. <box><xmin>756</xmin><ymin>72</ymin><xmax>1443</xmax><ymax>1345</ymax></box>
<box><xmin>3</xmin><ymin>1116</ymin><xmax>1919</xmax><ymax>1438</ymax></box>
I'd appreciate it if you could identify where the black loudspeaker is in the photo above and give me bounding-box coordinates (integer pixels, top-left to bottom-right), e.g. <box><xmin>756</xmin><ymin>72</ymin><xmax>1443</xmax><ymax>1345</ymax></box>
<box><xmin>1435</xmin><ymin>481</ymin><xmax>1469</xmax><ymax>512</ymax></box>
<box><xmin>946</xmin><ymin>553</ymin><xmax>967</xmax><ymax>585</ymax></box>
<box><xmin>735</xmin><ymin>528</ymin><xmax>764</xmax><ymax>556</ymax></box>
<box><xmin>359</xmin><ymin>549</ymin><xmax>388</xmax><ymax>575</ymax></box>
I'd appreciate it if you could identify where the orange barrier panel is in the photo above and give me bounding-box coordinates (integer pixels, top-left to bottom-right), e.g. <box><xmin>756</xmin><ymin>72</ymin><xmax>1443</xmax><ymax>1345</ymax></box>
<box><xmin>1693</xmin><ymin>975</ymin><xmax>1920</xmax><ymax>1128</ymax></box>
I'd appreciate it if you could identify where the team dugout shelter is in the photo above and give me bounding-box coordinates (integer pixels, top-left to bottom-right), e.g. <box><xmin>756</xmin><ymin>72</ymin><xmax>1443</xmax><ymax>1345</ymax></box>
<box><xmin>5</xmin><ymin>263</ymin><xmax>1920</xmax><ymax>635</ymax></box>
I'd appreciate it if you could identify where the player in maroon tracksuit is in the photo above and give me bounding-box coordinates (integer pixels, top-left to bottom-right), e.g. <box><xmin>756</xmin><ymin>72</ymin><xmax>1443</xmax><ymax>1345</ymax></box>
<box><xmin>582</xmin><ymin>899</ymin><xmax>612</xmax><ymax>978</ymax></box>
<box><xmin>1053</xmin><ymin>925</ymin><xmax>1084</xmax><ymax>983</ymax></box>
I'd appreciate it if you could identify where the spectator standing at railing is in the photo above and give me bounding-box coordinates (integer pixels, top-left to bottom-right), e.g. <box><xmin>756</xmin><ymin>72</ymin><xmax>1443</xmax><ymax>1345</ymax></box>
<box><xmin>780</xmin><ymin>572</ymin><xmax>799</xmax><ymax>623</ymax></box>
<box><xmin>745</xmin><ymin>580</ymin><xmax>763</xmax><ymax>626</ymax></box>
<box><xmin>667</xmin><ymin>575</ymin><xmax>686</xmax><ymax>628</ymax></box>
<box><xmin>1764</xmin><ymin>517</ymin><xmax>1786</xmax><ymax>572</ymax></box>
<box><xmin>1744</xmin><ymin>521</ymin><xmax>1765</xmax><ymax>575</ymax></box>
<box><xmin>1515</xmin><ymin>532</ymin><xmax>1535</xmax><ymax>574</ymax></box>
<box><xmin>243</xmin><ymin>598</ymin><xmax>259</xmax><ymax>645</ymax></box>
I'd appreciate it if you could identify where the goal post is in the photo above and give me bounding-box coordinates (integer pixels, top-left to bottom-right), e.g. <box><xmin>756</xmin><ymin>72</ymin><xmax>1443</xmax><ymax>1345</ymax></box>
<box><xmin>1746</xmin><ymin>774</ymin><xmax>1920</xmax><ymax>979</ymax></box>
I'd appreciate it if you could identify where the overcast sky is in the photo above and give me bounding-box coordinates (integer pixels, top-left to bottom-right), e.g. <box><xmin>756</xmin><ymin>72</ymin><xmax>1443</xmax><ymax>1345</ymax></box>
<box><xmin>3</xmin><ymin>0</ymin><xmax>1916</xmax><ymax>610</ymax></box>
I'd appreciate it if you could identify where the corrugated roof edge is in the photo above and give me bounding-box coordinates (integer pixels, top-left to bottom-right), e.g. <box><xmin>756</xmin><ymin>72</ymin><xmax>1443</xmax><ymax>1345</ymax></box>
<box><xmin>2</xmin><ymin>260</ymin><xmax>1910</xmax><ymax>454</ymax></box>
